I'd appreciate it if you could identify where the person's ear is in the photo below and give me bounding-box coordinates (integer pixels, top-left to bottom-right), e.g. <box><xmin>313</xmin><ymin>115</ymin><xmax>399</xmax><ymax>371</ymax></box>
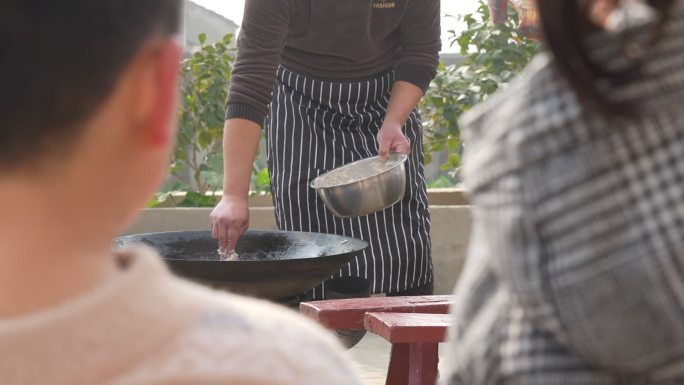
<box><xmin>147</xmin><ymin>39</ymin><xmax>181</xmax><ymax>148</ymax></box>
<box><xmin>132</xmin><ymin>38</ymin><xmax>182</xmax><ymax>149</ymax></box>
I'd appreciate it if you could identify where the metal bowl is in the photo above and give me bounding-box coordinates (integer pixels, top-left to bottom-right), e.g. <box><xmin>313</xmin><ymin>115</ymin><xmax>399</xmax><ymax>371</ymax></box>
<box><xmin>310</xmin><ymin>154</ymin><xmax>408</xmax><ymax>218</ymax></box>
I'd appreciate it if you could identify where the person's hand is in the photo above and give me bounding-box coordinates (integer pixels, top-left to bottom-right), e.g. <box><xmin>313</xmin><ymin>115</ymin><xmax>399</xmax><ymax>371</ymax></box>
<box><xmin>210</xmin><ymin>195</ymin><xmax>249</xmax><ymax>252</ymax></box>
<box><xmin>377</xmin><ymin>120</ymin><xmax>410</xmax><ymax>161</ymax></box>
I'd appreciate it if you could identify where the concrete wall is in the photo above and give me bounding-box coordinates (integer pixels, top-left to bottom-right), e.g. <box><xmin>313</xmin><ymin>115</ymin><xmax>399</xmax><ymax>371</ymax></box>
<box><xmin>124</xmin><ymin>202</ymin><xmax>472</xmax><ymax>295</ymax></box>
<box><xmin>155</xmin><ymin>188</ymin><xmax>469</xmax><ymax>208</ymax></box>
<box><xmin>429</xmin><ymin>206</ymin><xmax>471</xmax><ymax>295</ymax></box>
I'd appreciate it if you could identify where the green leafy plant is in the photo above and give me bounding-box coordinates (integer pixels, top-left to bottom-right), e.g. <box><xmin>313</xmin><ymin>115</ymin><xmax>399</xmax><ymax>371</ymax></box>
<box><xmin>419</xmin><ymin>1</ymin><xmax>541</xmax><ymax>179</ymax></box>
<box><xmin>252</xmin><ymin>166</ymin><xmax>271</xmax><ymax>195</ymax></box>
<box><xmin>171</xmin><ymin>33</ymin><xmax>234</xmax><ymax>195</ymax></box>
<box><xmin>149</xmin><ymin>33</ymin><xmax>272</xmax><ymax>207</ymax></box>
<box><xmin>428</xmin><ymin>174</ymin><xmax>459</xmax><ymax>189</ymax></box>
<box><xmin>177</xmin><ymin>191</ymin><xmax>219</xmax><ymax>207</ymax></box>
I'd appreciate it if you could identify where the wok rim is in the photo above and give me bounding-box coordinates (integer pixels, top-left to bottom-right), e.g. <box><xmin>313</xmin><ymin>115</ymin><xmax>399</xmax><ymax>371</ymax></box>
<box><xmin>117</xmin><ymin>229</ymin><xmax>369</xmax><ymax>264</ymax></box>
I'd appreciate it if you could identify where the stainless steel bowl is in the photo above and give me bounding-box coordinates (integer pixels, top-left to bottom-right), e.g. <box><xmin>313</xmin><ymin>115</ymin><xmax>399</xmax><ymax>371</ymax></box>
<box><xmin>310</xmin><ymin>154</ymin><xmax>408</xmax><ymax>218</ymax></box>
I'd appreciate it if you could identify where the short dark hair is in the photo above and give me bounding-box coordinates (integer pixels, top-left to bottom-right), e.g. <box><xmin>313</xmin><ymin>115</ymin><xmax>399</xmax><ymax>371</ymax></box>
<box><xmin>0</xmin><ymin>1</ymin><xmax>182</xmax><ymax>170</ymax></box>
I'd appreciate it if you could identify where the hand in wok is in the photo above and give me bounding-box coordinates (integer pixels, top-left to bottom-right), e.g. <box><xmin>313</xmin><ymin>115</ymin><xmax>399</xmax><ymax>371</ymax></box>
<box><xmin>210</xmin><ymin>195</ymin><xmax>249</xmax><ymax>256</ymax></box>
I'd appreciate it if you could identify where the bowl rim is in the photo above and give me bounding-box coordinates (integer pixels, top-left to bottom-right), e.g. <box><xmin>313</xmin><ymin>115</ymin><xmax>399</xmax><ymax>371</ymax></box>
<box><xmin>310</xmin><ymin>153</ymin><xmax>408</xmax><ymax>189</ymax></box>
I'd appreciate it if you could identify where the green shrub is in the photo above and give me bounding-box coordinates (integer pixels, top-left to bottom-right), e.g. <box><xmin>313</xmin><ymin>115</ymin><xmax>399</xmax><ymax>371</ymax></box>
<box><xmin>419</xmin><ymin>1</ymin><xmax>541</xmax><ymax>179</ymax></box>
<box><xmin>171</xmin><ymin>33</ymin><xmax>234</xmax><ymax>195</ymax></box>
<box><xmin>150</xmin><ymin>33</ymin><xmax>271</xmax><ymax>207</ymax></box>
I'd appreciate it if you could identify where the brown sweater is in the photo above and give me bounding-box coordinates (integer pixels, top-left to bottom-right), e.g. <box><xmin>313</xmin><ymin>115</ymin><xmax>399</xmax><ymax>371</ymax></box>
<box><xmin>226</xmin><ymin>0</ymin><xmax>441</xmax><ymax>125</ymax></box>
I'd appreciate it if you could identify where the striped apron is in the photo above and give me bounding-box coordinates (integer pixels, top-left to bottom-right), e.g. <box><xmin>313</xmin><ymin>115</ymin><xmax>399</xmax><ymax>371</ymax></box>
<box><xmin>266</xmin><ymin>66</ymin><xmax>433</xmax><ymax>299</ymax></box>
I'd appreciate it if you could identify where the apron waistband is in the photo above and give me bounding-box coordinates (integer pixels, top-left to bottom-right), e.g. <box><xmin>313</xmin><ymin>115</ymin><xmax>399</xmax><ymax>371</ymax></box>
<box><xmin>277</xmin><ymin>65</ymin><xmax>396</xmax><ymax>86</ymax></box>
<box><xmin>275</xmin><ymin>65</ymin><xmax>396</xmax><ymax>111</ymax></box>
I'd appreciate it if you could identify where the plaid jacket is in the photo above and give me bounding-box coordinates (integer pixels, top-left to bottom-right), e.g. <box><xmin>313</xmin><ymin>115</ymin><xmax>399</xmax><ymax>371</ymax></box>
<box><xmin>442</xmin><ymin>2</ymin><xmax>684</xmax><ymax>384</ymax></box>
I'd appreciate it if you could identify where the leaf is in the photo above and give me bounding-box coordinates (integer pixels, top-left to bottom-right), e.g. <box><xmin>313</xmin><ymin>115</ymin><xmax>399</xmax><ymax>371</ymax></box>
<box><xmin>198</xmin><ymin>33</ymin><xmax>207</xmax><ymax>45</ymax></box>
<box><xmin>177</xmin><ymin>192</ymin><xmax>218</xmax><ymax>207</ymax></box>
<box><xmin>198</xmin><ymin>130</ymin><xmax>213</xmax><ymax>148</ymax></box>
<box><xmin>200</xmin><ymin>170</ymin><xmax>224</xmax><ymax>191</ymax></box>
<box><xmin>428</xmin><ymin>175</ymin><xmax>457</xmax><ymax>188</ymax></box>
<box><xmin>146</xmin><ymin>198</ymin><xmax>163</xmax><ymax>208</ymax></box>
<box><xmin>255</xmin><ymin>168</ymin><xmax>271</xmax><ymax>191</ymax></box>
<box><xmin>207</xmin><ymin>153</ymin><xmax>224</xmax><ymax>173</ymax></box>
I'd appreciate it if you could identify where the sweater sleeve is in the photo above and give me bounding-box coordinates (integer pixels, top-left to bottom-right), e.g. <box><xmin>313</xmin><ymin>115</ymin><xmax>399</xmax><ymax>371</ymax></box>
<box><xmin>225</xmin><ymin>0</ymin><xmax>290</xmax><ymax>126</ymax></box>
<box><xmin>396</xmin><ymin>0</ymin><xmax>441</xmax><ymax>92</ymax></box>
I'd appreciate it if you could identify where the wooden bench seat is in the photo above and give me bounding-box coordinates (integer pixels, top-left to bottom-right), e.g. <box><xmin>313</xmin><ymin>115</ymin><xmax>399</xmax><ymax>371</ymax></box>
<box><xmin>364</xmin><ymin>312</ymin><xmax>451</xmax><ymax>343</ymax></box>
<box><xmin>299</xmin><ymin>295</ymin><xmax>454</xmax><ymax>329</ymax></box>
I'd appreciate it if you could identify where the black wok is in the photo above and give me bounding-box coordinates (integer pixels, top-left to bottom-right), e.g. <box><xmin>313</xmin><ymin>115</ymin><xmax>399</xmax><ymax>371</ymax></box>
<box><xmin>116</xmin><ymin>230</ymin><xmax>368</xmax><ymax>300</ymax></box>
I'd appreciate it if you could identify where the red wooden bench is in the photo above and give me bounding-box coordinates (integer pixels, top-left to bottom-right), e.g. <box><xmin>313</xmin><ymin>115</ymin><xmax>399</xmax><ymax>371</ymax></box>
<box><xmin>365</xmin><ymin>312</ymin><xmax>451</xmax><ymax>385</ymax></box>
<box><xmin>299</xmin><ymin>295</ymin><xmax>454</xmax><ymax>329</ymax></box>
<box><xmin>299</xmin><ymin>295</ymin><xmax>455</xmax><ymax>385</ymax></box>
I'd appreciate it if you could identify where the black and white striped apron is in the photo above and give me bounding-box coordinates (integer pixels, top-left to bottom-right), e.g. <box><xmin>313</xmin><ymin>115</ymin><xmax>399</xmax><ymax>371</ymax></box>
<box><xmin>266</xmin><ymin>66</ymin><xmax>433</xmax><ymax>299</ymax></box>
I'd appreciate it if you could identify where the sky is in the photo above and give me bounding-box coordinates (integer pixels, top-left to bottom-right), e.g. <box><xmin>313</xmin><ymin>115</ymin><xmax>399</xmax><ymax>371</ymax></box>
<box><xmin>191</xmin><ymin>0</ymin><xmax>481</xmax><ymax>53</ymax></box>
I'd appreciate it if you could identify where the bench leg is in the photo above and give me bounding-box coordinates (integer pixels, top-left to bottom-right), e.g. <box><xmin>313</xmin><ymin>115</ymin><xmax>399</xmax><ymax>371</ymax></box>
<box><xmin>385</xmin><ymin>343</ymin><xmax>410</xmax><ymax>385</ymax></box>
<box><xmin>385</xmin><ymin>342</ymin><xmax>439</xmax><ymax>385</ymax></box>
<box><xmin>408</xmin><ymin>343</ymin><xmax>439</xmax><ymax>385</ymax></box>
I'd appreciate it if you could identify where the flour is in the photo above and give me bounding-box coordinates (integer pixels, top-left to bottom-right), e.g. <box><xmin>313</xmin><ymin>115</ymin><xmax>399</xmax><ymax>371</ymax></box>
<box><xmin>312</xmin><ymin>154</ymin><xmax>406</xmax><ymax>188</ymax></box>
<box><xmin>217</xmin><ymin>249</ymin><xmax>239</xmax><ymax>261</ymax></box>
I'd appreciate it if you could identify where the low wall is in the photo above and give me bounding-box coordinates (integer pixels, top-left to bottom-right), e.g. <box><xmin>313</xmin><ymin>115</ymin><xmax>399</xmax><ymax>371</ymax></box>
<box><xmin>155</xmin><ymin>188</ymin><xmax>469</xmax><ymax>208</ymax></box>
<box><xmin>124</xmin><ymin>203</ymin><xmax>472</xmax><ymax>295</ymax></box>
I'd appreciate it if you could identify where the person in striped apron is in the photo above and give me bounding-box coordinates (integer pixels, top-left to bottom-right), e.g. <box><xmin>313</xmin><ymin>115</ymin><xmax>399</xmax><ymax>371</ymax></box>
<box><xmin>210</xmin><ymin>0</ymin><xmax>440</xmax><ymax>299</ymax></box>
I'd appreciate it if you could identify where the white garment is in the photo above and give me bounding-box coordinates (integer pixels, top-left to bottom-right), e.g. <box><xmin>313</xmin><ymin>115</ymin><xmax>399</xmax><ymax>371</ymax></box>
<box><xmin>0</xmin><ymin>247</ymin><xmax>364</xmax><ymax>385</ymax></box>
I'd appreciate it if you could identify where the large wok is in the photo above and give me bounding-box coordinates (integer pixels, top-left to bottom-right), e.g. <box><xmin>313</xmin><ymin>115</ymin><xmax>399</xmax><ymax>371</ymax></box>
<box><xmin>116</xmin><ymin>230</ymin><xmax>368</xmax><ymax>300</ymax></box>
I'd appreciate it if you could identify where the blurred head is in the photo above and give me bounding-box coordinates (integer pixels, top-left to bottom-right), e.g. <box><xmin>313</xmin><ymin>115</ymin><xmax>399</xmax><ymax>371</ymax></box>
<box><xmin>537</xmin><ymin>0</ymin><xmax>674</xmax><ymax>111</ymax></box>
<box><xmin>0</xmin><ymin>1</ymin><xmax>182</xmax><ymax>243</ymax></box>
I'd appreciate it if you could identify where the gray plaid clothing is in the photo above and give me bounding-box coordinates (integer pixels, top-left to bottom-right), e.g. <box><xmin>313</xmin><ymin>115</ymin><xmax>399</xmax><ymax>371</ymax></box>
<box><xmin>442</xmin><ymin>2</ymin><xmax>684</xmax><ymax>384</ymax></box>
